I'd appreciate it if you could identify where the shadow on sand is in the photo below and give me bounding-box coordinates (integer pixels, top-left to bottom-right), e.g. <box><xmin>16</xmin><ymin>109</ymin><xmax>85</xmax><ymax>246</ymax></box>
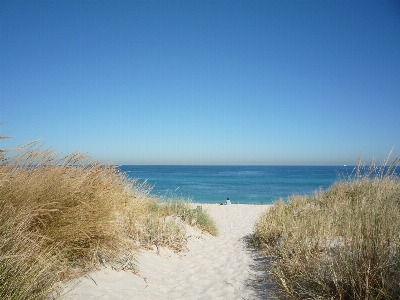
<box><xmin>242</xmin><ymin>235</ymin><xmax>278</xmax><ymax>300</ymax></box>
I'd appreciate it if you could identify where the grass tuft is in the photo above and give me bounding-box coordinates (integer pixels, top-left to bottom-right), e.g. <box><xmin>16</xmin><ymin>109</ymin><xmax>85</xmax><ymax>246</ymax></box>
<box><xmin>0</xmin><ymin>134</ymin><xmax>217</xmax><ymax>299</ymax></box>
<box><xmin>252</xmin><ymin>153</ymin><xmax>400</xmax><ymax>299</ymax></box>
<box><xmin>161</xmin><ymin>199</ymin><xmax>218</xmax><ymax>236</ymax></box>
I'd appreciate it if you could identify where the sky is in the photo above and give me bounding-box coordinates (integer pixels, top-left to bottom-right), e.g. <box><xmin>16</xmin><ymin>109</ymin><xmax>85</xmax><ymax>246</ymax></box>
<box><xmin>1</xmin><ymin>0</ymin><xmax>399</xmax><ymax>165</ymax></box>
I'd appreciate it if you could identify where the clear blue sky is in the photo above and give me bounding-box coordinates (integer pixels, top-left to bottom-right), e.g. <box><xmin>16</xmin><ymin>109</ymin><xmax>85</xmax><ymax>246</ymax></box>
<box><xmin>1</xmin><ymin>0</ymin><xmax>399</xmax><ymax>165</ymax></box>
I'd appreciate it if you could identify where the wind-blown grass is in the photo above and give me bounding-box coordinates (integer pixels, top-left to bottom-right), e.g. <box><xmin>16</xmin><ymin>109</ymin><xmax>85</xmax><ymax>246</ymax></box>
<box><xmin>161</xmin><ymin>200</ymin><xmax>218</xmax><ymax>236</ymax></box>
<box><xmin>253</xmin><ymin>154</ymin><xmax>400</xmax><ymax>299</ymax></box>
<box><xmin>0</xmin><ymin>135</ymin><xmax>217</xmax><ymax>299</ymax></box>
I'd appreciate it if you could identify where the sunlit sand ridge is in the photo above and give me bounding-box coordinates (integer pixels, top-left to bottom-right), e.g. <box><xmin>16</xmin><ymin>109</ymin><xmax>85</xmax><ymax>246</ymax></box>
<box><xmin>62</xmin><ymin>204</ymin><xmax>273</xmax><ymax>300</ymax></box>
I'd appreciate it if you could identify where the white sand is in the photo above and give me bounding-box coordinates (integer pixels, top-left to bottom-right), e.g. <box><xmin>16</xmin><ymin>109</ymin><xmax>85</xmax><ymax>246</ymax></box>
<box><xmin>61</xmin><ymin>204</ymin><xmax>275</xmax><ymax>299</ymax></box>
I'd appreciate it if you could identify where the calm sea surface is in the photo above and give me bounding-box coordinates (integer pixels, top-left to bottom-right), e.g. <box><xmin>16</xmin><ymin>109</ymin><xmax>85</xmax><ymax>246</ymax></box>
<box><xmin>117</xmin><ymin>165</ymin><xmax>366</xmax><ymax>204</ymax></box>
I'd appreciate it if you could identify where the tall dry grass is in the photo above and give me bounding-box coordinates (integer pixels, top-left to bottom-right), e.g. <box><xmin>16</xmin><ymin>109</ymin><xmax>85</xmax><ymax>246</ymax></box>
<box><xmin>0</xmin><ymin>135</ymin><xmax>217</xmax><ymax>299</ymax></box>
<box><xmin>253</xmin><ymin>155</ymin><xmax>400</xmax><ymax>299</ymax></box>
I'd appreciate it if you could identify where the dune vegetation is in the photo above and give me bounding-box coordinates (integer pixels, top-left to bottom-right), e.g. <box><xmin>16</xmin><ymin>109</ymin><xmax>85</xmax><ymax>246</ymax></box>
<box><xmin>253</xmin><ymin>154</ymin><xmax>400</xmax><ymax>299</ymax></box>
<box><xmin>0</xmin><ymin>134</ymin><xmax>217</xmax><ymax>299</ymax></box>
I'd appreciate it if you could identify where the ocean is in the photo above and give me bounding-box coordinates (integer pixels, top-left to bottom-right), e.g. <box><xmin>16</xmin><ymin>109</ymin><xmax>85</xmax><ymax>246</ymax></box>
<box><xmin>118</xmin><ymin>165</ymin><xmax>365</xmax><ymax>205</ymax></box>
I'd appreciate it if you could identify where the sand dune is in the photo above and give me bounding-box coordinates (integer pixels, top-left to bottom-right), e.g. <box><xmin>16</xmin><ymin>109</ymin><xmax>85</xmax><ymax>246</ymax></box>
<box><xmin>61</xmin><ymin>204</ymin><xmax>275</xmax><ymax>299</ymax></box>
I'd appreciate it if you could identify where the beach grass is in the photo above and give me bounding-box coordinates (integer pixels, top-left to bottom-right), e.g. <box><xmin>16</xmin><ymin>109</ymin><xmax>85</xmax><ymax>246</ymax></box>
<box><xmin>252</xmin><ymin>154</ymin><xmax>400</xmax><ymax>299</ymax></box>
<box><xmin>0</xmin><ymin>135</ymin><xmax>217</xmax><ymax>299</ymax></box>
<box><xmin>161</xmin><ymin>200</ymin><xmax>219</xmax><ymax>236</ymax></box>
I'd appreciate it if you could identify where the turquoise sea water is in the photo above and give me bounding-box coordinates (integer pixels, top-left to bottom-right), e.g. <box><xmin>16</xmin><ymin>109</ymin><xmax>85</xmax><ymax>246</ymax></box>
<box><xmin>118</xmin><ymin>165</ymin><xmax>367</xmax><ymax>205</ymax></box>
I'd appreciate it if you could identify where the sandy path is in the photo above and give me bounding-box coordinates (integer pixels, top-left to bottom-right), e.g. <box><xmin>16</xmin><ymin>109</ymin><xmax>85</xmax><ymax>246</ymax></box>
<box><xmin>61</xmin><ymin>204</ymin><xmax>274</xmax><ymax>299</ymax></box>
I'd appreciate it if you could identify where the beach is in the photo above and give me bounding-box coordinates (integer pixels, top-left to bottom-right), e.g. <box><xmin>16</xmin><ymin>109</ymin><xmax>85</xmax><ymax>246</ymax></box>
<box><xmin>61</xmin><ymin>204</ymin><xmax>274</xmax><ymax>300</ymax></box>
